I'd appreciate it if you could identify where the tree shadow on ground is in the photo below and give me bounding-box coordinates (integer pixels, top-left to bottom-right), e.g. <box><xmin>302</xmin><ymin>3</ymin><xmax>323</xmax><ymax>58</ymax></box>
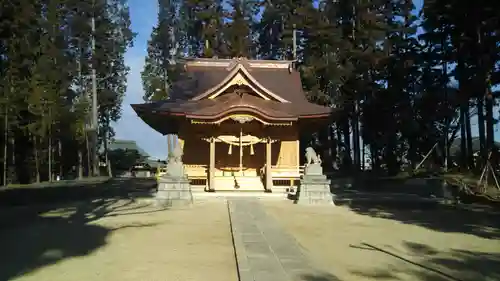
<box><xmin>0</xmin><ymin>178</ymin><xmax>157</xmax><ymax>228</ymax></box>
<box><xmin>349</xmin><ymin>242</ymin><xmax>500</xmax><ymax>281</ymax></box>
<box><xmin>0</xmin><ymin>177</ymin><xmax>157</xmax><ymax>208</ymax></box>
<box><xmin>0</xmin><ymin>186</ymin><xmax>166</xmax><ymax>281</ymax></box>
<box><xmin>336</xmin><ymin>199</ymin><xmax>500</xmax><ymax>239</ymax></box>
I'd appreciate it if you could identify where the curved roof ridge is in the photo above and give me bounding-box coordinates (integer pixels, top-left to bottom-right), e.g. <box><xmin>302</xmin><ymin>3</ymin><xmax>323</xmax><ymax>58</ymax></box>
<box><xmin>182</xmin><ymin>57</ymin><xmax>294</xmax><ymax>69</ymax></box>
<box><xmin>190</xmin><ymin>64</ymin><xmax>290</xmax><ymax>103</ymax></box>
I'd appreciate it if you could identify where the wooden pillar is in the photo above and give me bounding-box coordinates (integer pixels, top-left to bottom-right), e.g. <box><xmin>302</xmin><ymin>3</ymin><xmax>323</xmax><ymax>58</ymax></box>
<box><xmin>239</xmin><ymin>128</ymin><xmax>243</xmax><ymax>173</ymax></box>
<box><xmin>296</xmin><ymin>139</ymin><xmax>300</xmax><ymax>167</ymax></box>
<box><xmin>296</xmin><ymin>139</ymin><xmax>300</xmax><ymax>187</ymax></box>
<box><xmin>209</xmin><ymin>137</ymin><xmax>215</xmax><ymax>191</ymax></box>
<box><xmin>266</xmin><ymin>138</ymin><xmax>273</xmax><ymax>191</ymax></box>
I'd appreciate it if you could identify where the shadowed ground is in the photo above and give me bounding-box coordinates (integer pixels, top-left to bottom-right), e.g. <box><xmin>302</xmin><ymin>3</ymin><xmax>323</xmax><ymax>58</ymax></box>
<box><xmin>0</xmin><ymin>199</ymin><xmax>237</xmax><ymax>281</ymax></box>
<box><xmin>2</xmin><ymin>177</ymin><xmax>499</xmax><ymax>281</ymax></box>
<box><xmin>262</xmin><ymin>201</ymin><xmax>500</xmax><ymax>281</ymax></box>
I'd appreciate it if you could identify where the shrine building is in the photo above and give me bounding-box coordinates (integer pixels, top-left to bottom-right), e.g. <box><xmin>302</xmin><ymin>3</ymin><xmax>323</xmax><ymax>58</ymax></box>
<box><xmin>132</xmin><ymin>57</ymin><xmax>332</xmax><ymax>192</ymax></box>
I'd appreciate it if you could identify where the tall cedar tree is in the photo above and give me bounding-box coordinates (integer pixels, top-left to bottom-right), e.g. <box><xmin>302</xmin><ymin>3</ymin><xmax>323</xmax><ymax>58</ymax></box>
<box><xmin>224</xmin><ymin>0</ymin><xmax>259</xmax><ymax>58</ymax></box>
<box><xmin>0</xmin><ymin>0</ymin><xmax>133</xmax><ymax>184</ymax></box>
<box><xmin>142</xmin><ymin>0</ymin><xmax>182</xmax><ymax>102</ymax></box>
<box><xmin>183</xmin><ymin>0</ymin><xmax>225</xmax><ymax>57</ymax></box>
<box><xmin>0</xmin><ymin>0</ymin><xmax>499</xmax><ymax>189</ymax></box>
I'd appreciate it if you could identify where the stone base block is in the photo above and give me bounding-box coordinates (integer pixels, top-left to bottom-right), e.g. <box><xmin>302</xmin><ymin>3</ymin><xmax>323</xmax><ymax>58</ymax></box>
<box><xmin>304</xmin><ymin>163</ymin><xmax>324</xmax><ymax>176</ymax></box>
<box><xmin>296</xmin><ymin>175</ymin><xmax>335</xmax><ymax>205</ymax></box>
<box><xmin>156</xmin><ymin>176</ymin><xmax>193</xmax><ymax>207</ymax></box>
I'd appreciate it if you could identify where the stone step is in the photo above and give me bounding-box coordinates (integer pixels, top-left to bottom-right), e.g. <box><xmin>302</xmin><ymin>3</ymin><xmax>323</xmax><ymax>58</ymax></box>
<box><xmin>236</xmin><ymin>176</ymin><xmax>264</xmax><ymax>191</ymax></box>
<box><xmin>193</xmin><ymin>191</ymin><xmax>288</xmax><ymax>200</ymax></box>
<box><xmin>213</xmin><ymin>176</ymin><xmax>265</xmax><ymax>191</ymax></box>
<box><xmin>190</xmin><ymin>182</ymin><xmax>294</xmax><ymax>198</ymax></box>
<box><xmin>213</xmin><ymin>177</ymin><xmax>240</xmax><ymax>191</ymax></box>
<box><xmin>214</xmin><ymin>170</ymin><xmax>258</xmax><ymax>177</ymax></box>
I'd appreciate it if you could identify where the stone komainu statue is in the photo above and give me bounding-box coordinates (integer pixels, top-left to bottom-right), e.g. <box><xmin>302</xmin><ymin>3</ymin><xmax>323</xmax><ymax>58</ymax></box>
<box><xmin>305</xmin><ymin>147</ymin><xmax>322</xmax><ymax>165</ymax></box>
<box><xmin>166</xmin><ymin>143</ymin><xmax>185</xmax><ymax>178</ymax></box>
<box><xmin>169</xmin><ymin>144</ymin><xmax>184</xmax><ymax>164</ymax></box>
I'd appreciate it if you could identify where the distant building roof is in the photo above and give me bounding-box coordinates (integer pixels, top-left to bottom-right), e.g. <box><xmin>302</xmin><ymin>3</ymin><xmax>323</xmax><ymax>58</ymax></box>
<box><xmin>145</xmin><ymin>159</ymin><xmax>166</xmax><ymax>168</ymax></box>
<box><xmin>108</xmin><ymin>140</ymin><xmax>150</xmax><ymax>158</ymax></box>
<box><xmin>133</xmin><ymin>159</ymin><xmax>166</xmax><ymax>169</ymax></box>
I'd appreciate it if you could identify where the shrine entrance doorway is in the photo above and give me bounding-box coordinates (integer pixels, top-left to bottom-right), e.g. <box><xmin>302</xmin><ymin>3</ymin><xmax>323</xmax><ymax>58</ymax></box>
<box><xmin>206</xmin><ymin>119</ymin><xmax>269</xmax><ymax>190</ymax></box>
<box><xmin>213</xmin><ymin>133</ymin><xmax>265</xmax><ymax>177</ymax></box>
<box><xmin>179</xmin><ymin>113</ymin><xmax>300</xmax><ymax>192</ymax></box>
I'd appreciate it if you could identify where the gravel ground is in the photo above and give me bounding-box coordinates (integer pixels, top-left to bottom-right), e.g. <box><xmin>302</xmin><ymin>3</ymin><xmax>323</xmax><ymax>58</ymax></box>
<box><xmin>262</xmin><ymin>201</ymin><xmax>500</xmax><ymax>281</ymax></box>
<box><xmin>0</xmin><ymin>200</ymin><xmax>237</xmax><ymax>281</ymax></box>
<box><xmin>3</xmin><ymin>196</ymin><xmax>499</xmax><ymax>281</ymax></box>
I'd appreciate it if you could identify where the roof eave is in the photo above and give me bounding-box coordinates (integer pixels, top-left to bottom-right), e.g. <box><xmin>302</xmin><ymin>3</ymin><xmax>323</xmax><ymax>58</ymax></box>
<box><xmin>185</xmin><ymin>107</ymin><xmax>297</xmax><ymax>122</ymax></box>
<box><xmin>299</xmin><ymin>113</ymin><xmax>331</xmax><ymax>119</ymax></box>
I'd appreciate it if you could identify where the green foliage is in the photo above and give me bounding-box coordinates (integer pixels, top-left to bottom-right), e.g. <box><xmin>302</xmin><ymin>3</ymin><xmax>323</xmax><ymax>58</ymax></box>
<box><xmin>108</xmin><ymin>149</ymin><xmax>143</xmax><ymax>174</ymax></box>
<box><xmin>223</xmin><ymin>0</ymin><xmax>259</xmax><ymax>58</ymax></box>
<box><xmin>139</xmin><ymin>0</ymin><xmax>499</xmax><ymax>179</ymax></box>
<box><xmin>141</xmin><ymin>0</ymin><xmax>184</xmax><ymax>102</ymax></box>
<box><xmin>2</xmin><ymin>0</ymin><xmax>499</xmax><ymax>185</ymax></box>
<box><xmin>0</xmin><ymin>0</ymin><xmax>133</xmax><ymax>184</ymax></box>
<box><xmin>183</xmin><ymin>0</ymin><xmax>225</xmax><ymax>57</ymax></box>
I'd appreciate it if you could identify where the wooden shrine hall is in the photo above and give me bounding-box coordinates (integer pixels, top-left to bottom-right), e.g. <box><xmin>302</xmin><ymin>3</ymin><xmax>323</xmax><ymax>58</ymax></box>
<box><xmin>132</xmin><ymin>57</ymin><xmax>333</xmax><ymax>192</ymax></box>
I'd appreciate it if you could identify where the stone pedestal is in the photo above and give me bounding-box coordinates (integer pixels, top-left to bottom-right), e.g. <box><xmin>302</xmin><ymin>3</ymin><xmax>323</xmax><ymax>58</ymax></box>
<box><xmin>296</xmin><ymin>173</ymin><xmax>335</xmax><ymax>206</ymax></box>
<box><xmin>304</xmin><ymin>162</ymin><xmax>324</xmax><ymax>176</ymax></box>
<box><xmin>156</xmin><ymin>175</ymin><xmax>193</xmax><ymax>207</ymax></box>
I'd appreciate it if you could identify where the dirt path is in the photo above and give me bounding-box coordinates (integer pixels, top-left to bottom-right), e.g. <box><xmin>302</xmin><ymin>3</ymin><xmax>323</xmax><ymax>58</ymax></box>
<box><xmin>262</xmin><ymin>201</ymin><xmax>500</xmax><ymax>281</ymax></box>
<box><xmin>0</xmin><ymin>200</ymin><xmax>237</xmax><ymax>281</ymax></box>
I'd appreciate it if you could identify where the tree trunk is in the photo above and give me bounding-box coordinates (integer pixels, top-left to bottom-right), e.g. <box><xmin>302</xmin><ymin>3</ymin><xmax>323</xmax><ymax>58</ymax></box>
<box><xmin>371</xmin><ymin>146</ymin><xmax>378</xmax><ymax>172</ymax></box>
<box><xmin>458</xmin><ymin>81</ymin><xmax>467</xmax><ymax>169</ymax></box>
<box><xmin>457</xmin><ymin>44</ymin><xmax>468</xmax><ymax>170</ymax></box>
<box><xmin>34</xmin><ymin>135</ymin><xmax>40</xmax><ymax>183</ymax></box>
<box><xmin>317</xmin><ymin>127</ymin><xmax>328</xmax><ymax>171</ymax></box>
<box><xmin>3</xmin><ymin>107</ymin><xmax>7</xmax><ymax>186</ymax></box>
<box><xmin>329</xmin><ymin>124</ymin><xmax>338</xmax><ymax>170</ymax></box>
<box><xmin>335</xmin><ymin>122</ymin><xmax>342</xmax><ymax>156</ymax></box>
<box><xmin>106</xmin><ymin>155</ymin><xmax>113</xmax><ymax>177</ymax></box>
<box><xmin>342</xmin><ymin>117</ymin><xmax>352</xmax><ymax>171</ymax></box>
<box><xmin>78</xmin><ymin>148</ymin><xmax>84</xmax><ymax>179</ymax></box>
<box><xmin>459</xmin><ymin>109</ymin><xmax>467</xmax><ymax>169</ymax></box>
<box><xmin>485</xmin><ymin>72</ymin><xmax>494</xmax><ymax>157</ymax></box>
<box><xmin>352</xmin><ymin>101</ymin><xmax>361</xmax><ymax>171</ymax></box>
<box><xmin>103</xmin><ymin>120</ymin><xmax>112</xmax><ymax>177</ymax></box>
<box><xmin>85</xmin><ymin>131</ymin><xmax>91</xmax><ymax>176</ymax></box>
<box><xmin>93</xmin><ymin>131</ymin><xmax>100</xmax><ymax>177</ymax></box>
<box><xmin>361</xmin><ymin>142</ymin><xmax>365</xmax><ymax>171</ymax></box>
<box><xmin>11</xmin><ymin>135</ymin><xmax>15</xmax><ymax>183</ymax></box>
<box><xmin>58</xmin><ymin>139</ymin><xmax>62</xmax><ymax>179</ymax></box>
<box><xmin>442</xmin><ymin>42</ymin><xmax>449</xmax><ymax>172</ymax></box>
<box><xmin>386</xmin><ymin>135</ymin><xmax>399</xmax><ymax>176</ymax></box>
<box><xmin>477</xmin><ymin>97</ymin><xmax>486</xmax><ymax>166</ymax></box>
<box><xmin>48</xmin><ymin>129</ymin><xmax>52</xmax><ymax>182</ymax></box>
<box><xmin>350</xmin><ymin>2</ymin><xmax>360</xmax><ymax>171</ymax></box>
<box><xmin>465</xmin><ymin>108</ymin><xmax>474</xmax><ymax>169</ymax></box>
<box><xmin>476</xmin><ymin>26</ymin><xmax>486</xmax><ymax>169</ymax></box>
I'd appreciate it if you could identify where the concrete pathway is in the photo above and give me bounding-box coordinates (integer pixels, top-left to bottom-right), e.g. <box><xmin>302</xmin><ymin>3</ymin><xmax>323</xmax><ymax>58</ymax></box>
<box><xmin>227</xmin><ymin>198</ymin><xmax>327</xmax><ymax>281</ymax></box>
